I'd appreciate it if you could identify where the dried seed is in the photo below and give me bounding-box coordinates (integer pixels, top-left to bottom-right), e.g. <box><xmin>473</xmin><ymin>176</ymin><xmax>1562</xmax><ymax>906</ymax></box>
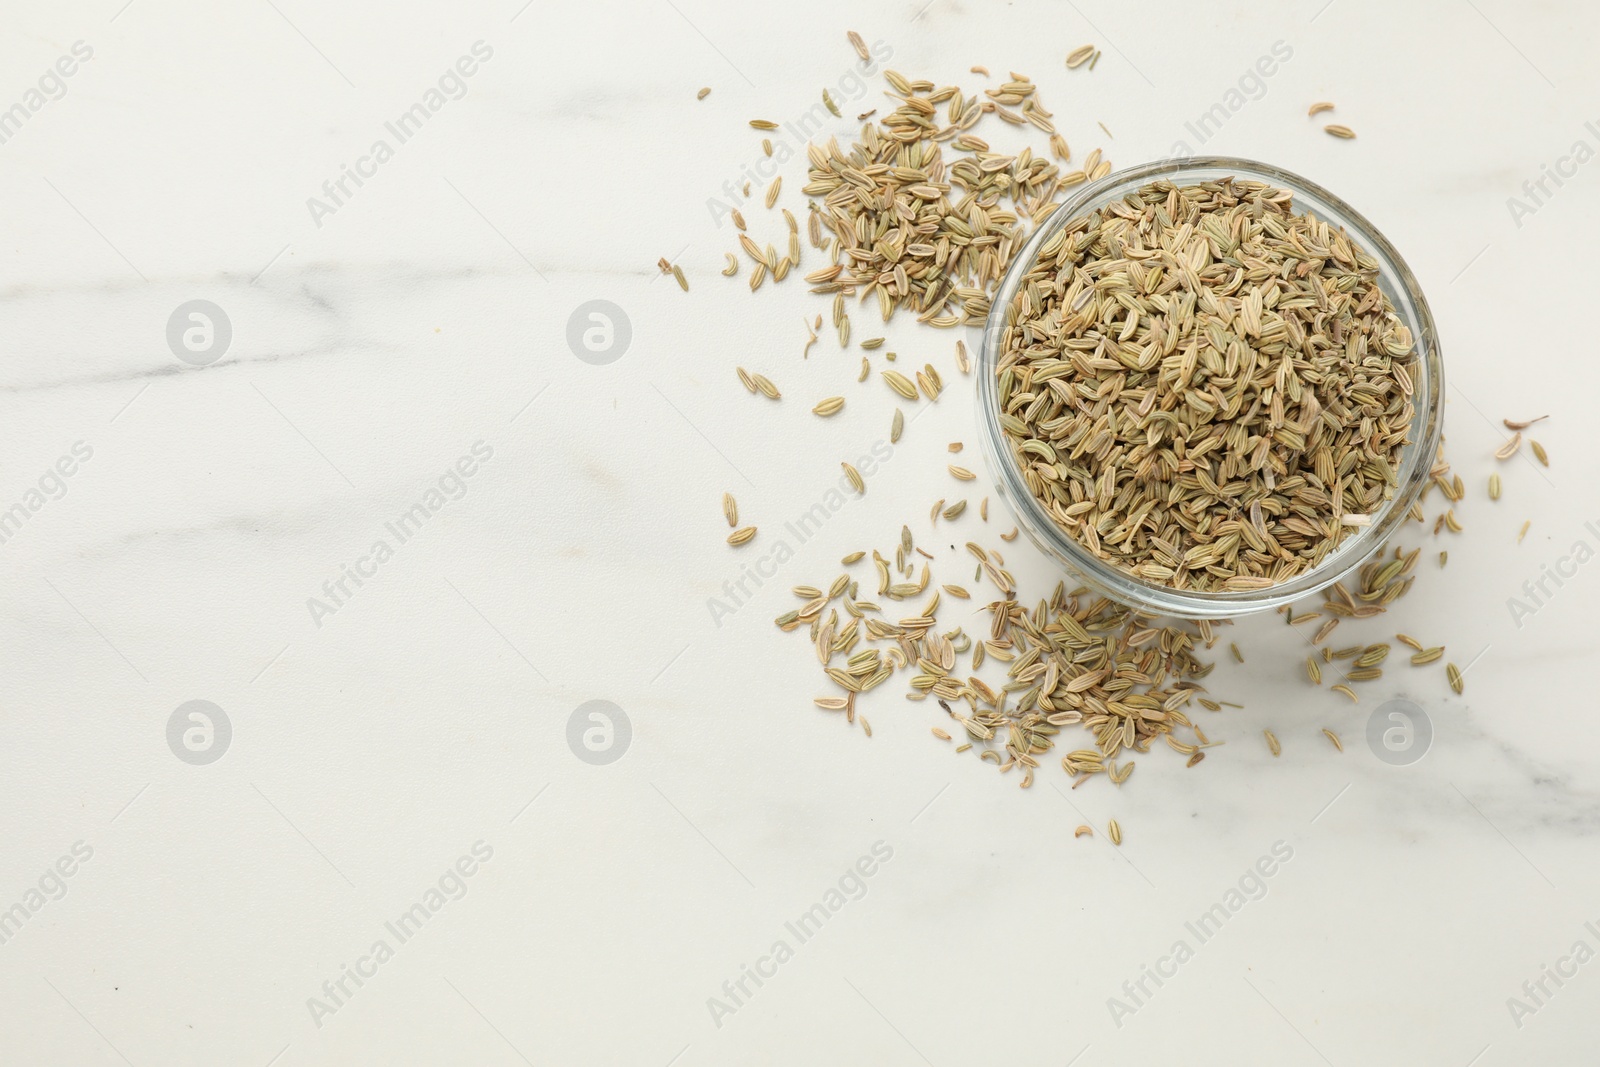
<box><xmin>1518</xmin><ymin>520</ymin><xmax>1531</xmax><ymax>543</ymax></box>
<box><xmin>1410</xmin><ymin>646</ymin><xmax>1444</xmax><ymax>665</ymax></box>
<box><xmin>1447</xmin><ymin>663</ymin><xmax>1464</xmax><ymax>695</ymax></box>
<box><xmin>1264</xmin><ymin>730</ymin><xmax>1280</xmax><ymax>757</ymax></box>
<box><xmin>890</xmin><ymin>408</ymin><xmax>904</xmax><ymax>443</ymax></box>
<box><xmin>671</xmin><ymin>264</ymin><xmax>688</xmax><ymax>291</ymax></box>
<box><xmin>1488</xmin><ymin>473</ymin><xmax>1501</xmax><ymax>500</ymax></box>
<box><xmin>1502</xmin><ymin>415</ymin><xmax>1547</xmax><ymax>431</ymax></box>
<box><xmin>813</xmin><ymin>396</ymin><xmax>846</xmax><ymax>417</ymax></box>
<box><xmin>1074</xmin><ymin>825</ymin><xmax>1093</xmax><ymax>838</ymax></box>
<box><xmin>948</xmin><ymin>465</ymin><xmax>976</xmax><ymax>481</ymax></box>
<box><xmin>842</xmin><ymin>462</ymin><xmax>864</xmax><ymax>494</ymax></box>
<box><xmin>749</xmin><ymin>119</ymin><xmax>778</xmax><ymax>130</ymax></box>
<box><xmin>1066</xmin><ymin>44</ymin><xmax>1095</xmax><ymax>68</ymax></box>
<box><xmin>1306</xmin><ymin>656</ymin><xmax>1322</xmax><ymax>685</ymax></box>
<box><xmin>1330</xmin><ymin>684</ymin><xmax>1358</xmax><ymax>703</ymax></box>
<box><xmin>931</xmin><ymin>727</ymin><xmax>951</xmax><ymax>740</ymax></box>
<box><xmin>882</xmin><ymin>369</ymin><xmax>919</xmax><ymax>400</ymax></box>
<box><xmin>1107</xmin><ymin>819</ymin><xmax>1122</xmax><ymax>846</ymax></box>
<box><xmin>1530</xmin><ymin>439</ymin><xmax>1549</xmax><ymax>466</ymax></box>
<box><xmin>727</xmin><ymin>526</ymin><xmax>757</xmax><ymax>546</ymax></box>
<box><xmin>847</xmin><ymin>30</ymin><xmax>869</xmax><ymax>61</ymax></box>
<box><xmin>722</xmin><ymin>492</ymin><xmax>737</xmax><ymax>527</ymax></box>
<box><xmin>1322</xmin><ymin>728</ymin><xmax>1343</xmax><ymax>752</ymax></box>
<box><xmin>1495</xmin><ymin>433</ymin><xmax>1522</xmax><ymax>460</ymax></box>
<box><xmin>697</xmin><ymin>86</ymin><xmax>711</xmax><ymax>100</ymax></box>
<box><xmin>1308</xmin><ymin>101</ymin><xmax>1334</xmax><ymax>116</ymax></box>
<box><xmin>1324</xmin><ymin>124</ymin><xmax>1356</xmax><ymax>139</ymax></box>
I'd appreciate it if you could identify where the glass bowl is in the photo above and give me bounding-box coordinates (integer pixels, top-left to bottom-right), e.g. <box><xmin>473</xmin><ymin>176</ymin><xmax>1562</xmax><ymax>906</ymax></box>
<box><xmin>976</xmin><ymin>157</ymin><xmax>1443</xmax><ymax>619</ymax></box>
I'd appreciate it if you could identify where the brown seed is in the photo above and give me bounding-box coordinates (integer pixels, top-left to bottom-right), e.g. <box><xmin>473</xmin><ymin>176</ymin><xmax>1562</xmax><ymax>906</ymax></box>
<box><xmin>1074</xmin><ymin>825</ymin><xmax>1093</xmax><ymax>838</ymax></box>
<box><xmin>727</xmin><ymin>526</ymin><xmax>757</xmax><ymax>546</ymax></box>
<box><xmin>1308</xmin><ymin>101</ymin><xmax>1335</xmax><ymax>116</ymax></box>
<box><xmin>847</xmin><ymin>30</ymin><xmax>870</xmax><ymax>61</ymax></box>
<box><xmin>697</xmin><ymin>87</ymin><xmax>711</xmax><ymax>100</ymax></box>
<box><xmin>722</xmin><ymin>492</ymin><xmax>737</xmax><ymax>527</ymax></box>
<box><xmin>1264</xmin><ymin>730</ymin><xmax>1281</xmax><ymax>757</ymax></box>
<box><xmin>882</xmin><ymin>369</ymin><xmax>918</xmax><ymax>400</ymax></box>
<box><xmin>752</xmin><ymin>373</ymin><xmax>780</xmax><ymax>400</ymax></box>
<box><xmin>1324</xmin><ymin>124</ymin><xmax>1356</xmax><ymax>139</ymax></box>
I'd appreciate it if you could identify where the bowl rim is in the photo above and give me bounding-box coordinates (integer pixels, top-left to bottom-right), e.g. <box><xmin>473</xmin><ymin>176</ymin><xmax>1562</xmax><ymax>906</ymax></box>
<box><xmin>975</xmin><ymin>155</ymin><xmax>1444</xmax><ymax>619</ymax></box>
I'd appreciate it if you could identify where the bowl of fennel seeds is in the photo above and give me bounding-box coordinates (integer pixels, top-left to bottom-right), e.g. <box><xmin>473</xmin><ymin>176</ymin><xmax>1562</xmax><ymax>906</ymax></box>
<box><xmin>976</xmin><ymin>157</ymin><xmax>1443</xmax><ymax>618</ymax></box>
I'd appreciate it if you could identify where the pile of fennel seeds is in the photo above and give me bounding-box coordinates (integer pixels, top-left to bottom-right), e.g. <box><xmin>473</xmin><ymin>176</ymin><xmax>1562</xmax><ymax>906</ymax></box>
<box><xmin>776</xmin><ymin>527</ymin><xmax>1225</xmax><ymax>800</ymax></box>
<box><xmin>800</xmin><ymin>69</ymin><xmax>1094</xmax><ymax>330</ymax></box>
<box><xmin>994</xmin><ymin>177</ymin><xmax>1419</xmax><ymax>592</ymax></box>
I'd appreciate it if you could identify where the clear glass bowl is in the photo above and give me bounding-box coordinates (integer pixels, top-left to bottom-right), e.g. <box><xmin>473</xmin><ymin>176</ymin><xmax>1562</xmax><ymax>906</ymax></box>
<box><xmin>976</xmin><ymin>157</ymin><xmax>1444</xmax><ymax>619</ymax></box>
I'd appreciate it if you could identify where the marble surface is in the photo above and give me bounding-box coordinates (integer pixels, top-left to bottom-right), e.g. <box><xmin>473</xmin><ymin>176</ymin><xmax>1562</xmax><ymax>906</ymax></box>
<box><xmin>4</xmin><ymin>0</ymin><xmax>1600</xmax><ymax>1063</ymax></box>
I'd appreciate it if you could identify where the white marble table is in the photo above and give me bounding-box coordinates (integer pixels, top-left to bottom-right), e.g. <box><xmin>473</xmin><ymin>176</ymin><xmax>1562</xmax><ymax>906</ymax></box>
<box><xmin>3</xmin><ymin>0</ymin><xmax>1599</xmax><ymax>1063</ymax></box>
